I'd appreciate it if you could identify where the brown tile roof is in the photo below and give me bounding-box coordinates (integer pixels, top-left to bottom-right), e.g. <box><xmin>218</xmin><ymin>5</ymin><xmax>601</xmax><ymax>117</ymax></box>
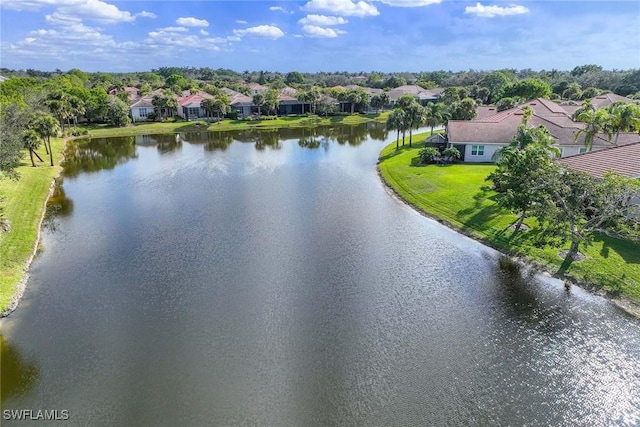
<box><xmin>558</xmin><ymin>142</ymin><xmax>640</xmax><ymax>178</ymax></box>
<box><xmin>475</xmin><ymin>106</ymin><xmax>498</xmax><ymax>119</ymax></box>
<box><xmin>590</xmin><ymin>93</ymin><xmax>635</xmax><ymax>109</ymax></box>
<box><xmin>221</xmin><ymin>88</ymin><xmax>253</xmax><ymax>106</ymax></box>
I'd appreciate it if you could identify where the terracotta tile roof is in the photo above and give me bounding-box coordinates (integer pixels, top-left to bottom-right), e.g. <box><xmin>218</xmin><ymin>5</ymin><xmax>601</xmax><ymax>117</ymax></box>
<box><xmin>388</xmin><ymin>85</ymin><xmax>440</xmax><ymax>101</ymax></box>
<box><xmin>177</xmin><ymin>91</ymin><xmax>213</xmax><ymax>107</ymax></box>
<box><xmin>558</xmin><ymin>142</ymin><xmax>640</xmax><ymax>178</ymax></box>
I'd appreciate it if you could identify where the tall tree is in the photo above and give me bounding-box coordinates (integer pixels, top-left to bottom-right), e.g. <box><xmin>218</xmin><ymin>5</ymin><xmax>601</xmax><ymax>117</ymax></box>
<box><xmin>405</xmin><ymin>101</ymin><xmax>425</xmax><ymax>147</ymax></box>
<box><xmin>424</xmin><ymin>102</ymin><xmax>448</xmax><ymax>137</ymax></box>
<box><xmin>607</xmin><ymin>102</ymin><xmax>640</xmax><ymax>145</ymax></box>
<box><xmin>386</xmin><ymin>108</ymin><xmax>405</xmax><ymax>150</ymax></box>
<box><xmin>32</xmin><ymin>113</ymin><xmax>60</xmax><ymax>167</ymax></box>
<box><xmin>488</xmin><ymin>143</ymin><xmax>556</xmax><ymax>231</ymax></box>
<box><xmin>574</xmin><ymin>108</ymin><xmax>612</xmax><ymax>151</ymax></box>
<box><xmin>535</xmin><ymin>169</ymin><xmax>640</xmax><ymax>260</ymax></box>
<box><xmin>22</xmin><ymin>129</ymin><xmax>42</xmax><ymax>167</ymax></box>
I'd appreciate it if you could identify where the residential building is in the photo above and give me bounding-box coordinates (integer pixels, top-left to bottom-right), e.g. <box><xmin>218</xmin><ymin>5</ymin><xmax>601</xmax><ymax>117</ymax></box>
<box><xmin>447</xmin><ymin>96</ymin><xmax>640</xmax><ymax>162</ymax></box>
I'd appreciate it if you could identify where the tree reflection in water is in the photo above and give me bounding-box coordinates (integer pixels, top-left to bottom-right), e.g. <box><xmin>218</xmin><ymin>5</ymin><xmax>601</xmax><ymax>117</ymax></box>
<box><xmin>1</xmin><ymin>335</ymin><xmax>39</xmax><ymax>404</ymax></box>
<box><xmin>62</xmin><ymin>137</ymin><xmax>137</xmax><ymax>178</ymax></box>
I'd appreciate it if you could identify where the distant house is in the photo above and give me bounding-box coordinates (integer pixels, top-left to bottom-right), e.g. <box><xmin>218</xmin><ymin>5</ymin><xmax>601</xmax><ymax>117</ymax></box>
<box><xmin>222</xmin><ymin>88</ymin><xmax>253</xmax><ymax>118</ymax></box>
<box><xmin>387</xmin><ymin>85</ymin><xmax>443</xmax><ymax>106</ymax></box>
<box><xmin>0</xmin><ymin>75</ymin><xmax>8</xmax><ymax>83</ymax></box>
<box><xmin>447</xmin><ymin>96</ymin><xmax>640</xmax><ymax>162</ymax></box>
<box><xmin>247</xmin><ymin>82</ymin><xmax>269</xmax><ymax>96</ymax></box>
<box><xmin>176</xmin><ymin>91</ymin><xmax>214</xmax><ymax>120</ymax></box>
<box><xmin>129</xmin><ymin>89</ymin><xmax>168</xmax><ymax>122</ymax></box>
<box><xmin>109</xmin><ymin>86</ymin><xmax>140</xmax><ymax>102</ymax></box>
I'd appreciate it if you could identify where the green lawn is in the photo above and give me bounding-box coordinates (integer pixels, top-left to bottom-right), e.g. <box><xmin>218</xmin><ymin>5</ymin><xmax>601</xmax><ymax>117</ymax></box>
<box><xmin>378</xmin><ymin>137</ymin><xmax>640</xmax><ymax>302</ymax></box>
<box><xmin>0</xmin><ymin>138</ymin><xmax>65</xmax><ymax>313</ymax></box>
<box><xmin>86</xmin><ymin>112</ymin><xmax>389</xmax><ymax>138</ymax></box>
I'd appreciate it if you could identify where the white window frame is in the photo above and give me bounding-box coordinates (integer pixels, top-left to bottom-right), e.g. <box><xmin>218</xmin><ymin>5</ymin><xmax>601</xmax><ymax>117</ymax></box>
<box><xmin>139</xmin><ymin>108</ymin><xmax>149</xmax><ymax>118</ymax></box>
<box><xmin>187</xmin><ymin>107</ymin><xmax>200</xmax><ymax>117</ymax></box>
<box><xmin>471</xmin><ymin>145</ymin><xmax>485</xmax><ymax>156</ymax></box>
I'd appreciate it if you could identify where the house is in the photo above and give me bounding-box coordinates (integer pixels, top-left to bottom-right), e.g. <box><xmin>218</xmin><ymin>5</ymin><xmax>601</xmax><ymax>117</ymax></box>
<box><xmin>129</xmin><ymin>89</ymin><xmax>169</xmax><ymax>122</ymax></box>
<box><xmin>222</xmin><ymin>88</ymin><xmax>254</xmax><ymax>118</ymax></box>
<box><xmin>109</xmin><ymin>86</ymin><xmax>140</xmax><ymax>102</ymax></box>
<box><xmin>176</xmin><ymin>91</ymin><xmax>214</xmax><ymax>120</ymax></box>
<box><xmin>558</xmin><ymin>142</ymin><xmax>640</xmax><ymax>179</ymax></box>
<box><xmin>387</xmin><ymin>85</ymin><xmax>443</xmax><ymax>106</ymax></box>
<box><xmin>447</xmin><ymin>97</ymin><xmax>640</xmax><ymax>162</ymax></box>
<box><xmin>559</xmin><ymin>142</ymin><xmax>640</xmax><ymax>217</ymax></box>
<box><xmin>247</xmin><ymin>82</ymin><xmax>269</xmax><ymax>96</ymax></box>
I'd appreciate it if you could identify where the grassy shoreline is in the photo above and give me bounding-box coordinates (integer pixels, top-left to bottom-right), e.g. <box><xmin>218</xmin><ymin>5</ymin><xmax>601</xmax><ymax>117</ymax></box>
<box><xmin>0</xmin><ymin>138</ymin><xmax>65</xmax><ymax>316</ymax></box>
<box><xmin>85</xmin><ymin>112</ymin><xmax>389</xmax><ymax>138</ymax></box>
<box><xmin>377</xmin><ymin>135</ymin><xmax>640</xmax><ymax>315</ymax></box>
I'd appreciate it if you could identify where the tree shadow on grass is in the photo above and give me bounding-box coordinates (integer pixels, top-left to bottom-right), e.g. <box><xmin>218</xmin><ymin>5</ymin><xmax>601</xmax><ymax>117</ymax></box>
<box><xmin>593</xmin><ymin>232</ymin><xmax>640</xmax><ymax>264</ymax></box>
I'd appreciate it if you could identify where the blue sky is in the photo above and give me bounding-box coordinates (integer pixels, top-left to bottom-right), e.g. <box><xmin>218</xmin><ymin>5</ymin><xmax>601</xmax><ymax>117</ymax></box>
<box><xmin>1</xmin><ymin>0</ymin><xmax>639</xmax><ymax>73</ymax></box>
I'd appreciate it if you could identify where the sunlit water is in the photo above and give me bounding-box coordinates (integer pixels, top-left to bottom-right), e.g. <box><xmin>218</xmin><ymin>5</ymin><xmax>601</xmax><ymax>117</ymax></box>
<box><xmin>1</xmin><ymin>124</ymin><xmax>639</xmax><ymax>426</ymax></box>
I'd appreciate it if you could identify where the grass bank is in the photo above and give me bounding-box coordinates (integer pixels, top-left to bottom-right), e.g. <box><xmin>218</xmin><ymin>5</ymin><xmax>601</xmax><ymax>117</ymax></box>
<box><xmin>85</xmin><ymin>112</ymin><xmax>389</xmax><ymax>138</ymax></box>
<box><xmin>378</xmin><ymin>134</ymin><xmax>640</xmax><ymax>306</ymax></box>
<box><xmin>0</xmin><ymin>139</ymin><xmax>66</xmax><ymax>315</ymax></box>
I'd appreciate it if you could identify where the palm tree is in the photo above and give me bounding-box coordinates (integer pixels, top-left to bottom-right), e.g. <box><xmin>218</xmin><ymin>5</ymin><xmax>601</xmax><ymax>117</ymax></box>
<box><xmin>607</xmin><ymin>102</ymin><xmax>640</xmax><ymax>145</ymax></box>
<box><xmin>406</xmin><ymin>102</ymin><xmax>426</xmax><ymax>147</ymax></box>
<box><xmin>424</xmin><ymin>102</ymin><xmax>447</xmax><ymax>137</ymax></box>
<box><xmin>574</xmin><ymin>108</ymin><xmax>612</xmax><ymax>151</ymax></box>
<box><xmin>200</xmin><ymin>98</ymin><xmax>215</xmax><ymax>120</ymax></box>
<box><xmin>211</xmin><ymin>95</ymin><xmax>231</xmax><ymax>122</ymax></box>
<box><xmin>22</xmin><ymin>129</ymin><xmax>41</xmax><ymax>167</ymax></box>
<box><xmin>33</xmin><ymin>114</ymin><xmax>60</xmax><ymax>166</ymax></box>
<box><xmin>386</xmin><ymin>108</ymin><xmax>406</xmax><ymax>150</ymax></box>
<box><xmin>253</xmin><ymin>93</ymin><xmax>265</xmax><ymax>116</ymax></box>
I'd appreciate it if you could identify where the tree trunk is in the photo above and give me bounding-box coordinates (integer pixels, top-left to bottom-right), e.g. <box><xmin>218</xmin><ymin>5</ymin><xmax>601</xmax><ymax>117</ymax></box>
<box><xmin>48</xmin><ymin>137</ymin><xmax>54</xmax><ymax>167</ymax></box>
<box><xmin>29</xmin><ymin>149</ymin><xmax>36</xmax><ymax>167</ymax></box>
<box><xmin>567</xmin><ymin>238</ymin><xmax>580</xmax><ymax>259</ymax></box>
<box><xmin>43</xmin><ymin>139</ymin><xmax>50</xmax><ymax>155</ymax></box>
<box><xmin>396</xmin><ymin>130</ymin><xmax>400</xmax><ymax>150</ymax></box>
<box><xmin>33</xmin><ymin>150</ymin><xmax>44</xmax><ymax>163</ymax></box>
<box><xmin>402</xmin><ymin>130</ymin><xmax>406</xmax><ymax>146</ymax></box>
<box><xmin>430</xmin><ymin>125</ymin><xmax>434</xmax><ymax>137</ymax></box>
<box><xmin>409</xmin><ymin>129</ymin><xmax>413</xmax><ymax>147</ymax></box>
<box><xmin>514</xmin><ymin>210</ymin><xmax>526</xmax><ymax>232</ymax></box>
<box><xmin>614</xmin><ymin>131</ymin><xmax>620</xmax><ymax>146</ymax></box>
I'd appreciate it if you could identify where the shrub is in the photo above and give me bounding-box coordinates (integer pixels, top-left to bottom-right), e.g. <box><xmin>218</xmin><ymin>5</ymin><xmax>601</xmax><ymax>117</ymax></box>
<box><xmin>419</xmin><ymin>147</ymin><xmax>440</xmax><ymax>164</ymax></box>
<box><xmin>442</xmin><ymin>147</ymin><xmax>461</xmax><ymax>163</ymax></box>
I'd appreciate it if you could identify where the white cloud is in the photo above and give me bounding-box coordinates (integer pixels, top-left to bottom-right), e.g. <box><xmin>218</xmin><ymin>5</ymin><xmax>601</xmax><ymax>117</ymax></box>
<box><xmin>465</xmin><ymin>2</ymin><xmax>529</xmax><ymax>18</ymax></box>
<box><xmin>200</xmin><ymin>29</ymin><xmax>209</xmax><ymax>36</ymax></box>
<box><xmin>145</xmin><ymin>30</ymin><xmax>222</xmax><ymax>50</ymax></box>
<box><xmin>236</xmin><ymin>20</ymin><xmax>248</xmax><ymax>24</ymax></box>
<box><xmin>158</xmin><ymin>26</ymin><xmax>188</xmax><ymax>32</ymax></box>
<box><xmin>302</xmin><ymin>0</ymin><xmax>379</xmax><ymax>17</ymax></box>
<box><xmin>54</xmin><ymin>0</ymin><xmax>136</xmax><ymax>23</ymax></box>
<box><xmin>373</xmin><ymin>0</ymin><xmax>440</xmax><ymax>6</ymax></box>
<box><xmin>233</xmin><ymin>25</ymin><xmax>285</xmax><ymax>39</ymax></box>
<box><xmin>301</xmin><ymin>25</ymin><xmax>346</xmax><ymax>38</ymax></box>
<box><xmin>0</xmin><ymin>0</ymin><xmax>83</xmax><ymax>12</ymax></box>
<box><xmin>298</xmin><ymin>14</ymin><xmax>348</xmax><ymax>26</ymax></box>
<box><xmin>269</xmin><ymin>6</ymin><xmax>294</xmax><ymax>14</ymax></box>
<box><xmin>136</xmin><ymin>11</ymin><xmax>156</xmax><ymax>19</ymax></box>
<box><xmin>176</xmin><ymin>17</ymin><xmax>210</xmax><ymax>27</ymax></box>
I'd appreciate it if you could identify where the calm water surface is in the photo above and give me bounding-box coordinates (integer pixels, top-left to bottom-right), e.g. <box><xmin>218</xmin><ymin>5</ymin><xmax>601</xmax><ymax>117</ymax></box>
<box><xmin>1</xmin><ymin>124</ymin><xmax>639</xmax><ymax>426</ymax></box>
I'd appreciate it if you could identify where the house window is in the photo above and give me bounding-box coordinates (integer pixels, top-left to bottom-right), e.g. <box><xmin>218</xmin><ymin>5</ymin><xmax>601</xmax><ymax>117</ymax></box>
<box><xmin>187</xmin><ymin>107</ymin><xmax>200</xmax><ymax>117</ymax></box>
<box><xmin>579</xmin><ymin>147</ymin><xmax>587</xmax><ymax>154</ymax></box>
<box><xmin>139</xmin><ymin>108</ymin><xmax>149</xmax><ymax>118</ymax></box>
<box><xmin>471</xmin><ymin>145</ymin><xmax>485</xmax><ymax>156</ymax></box>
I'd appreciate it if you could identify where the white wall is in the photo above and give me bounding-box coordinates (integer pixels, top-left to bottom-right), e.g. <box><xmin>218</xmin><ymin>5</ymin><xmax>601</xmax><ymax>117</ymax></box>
<box><xmin>130</xmin><ymin>107</ymin><xmax>151</xmax><ymax>122</ymax></box>
<box><xmin>464</xmin><ymin>143</ymin><xmax>504</xmax><ymax>163</ymax></box>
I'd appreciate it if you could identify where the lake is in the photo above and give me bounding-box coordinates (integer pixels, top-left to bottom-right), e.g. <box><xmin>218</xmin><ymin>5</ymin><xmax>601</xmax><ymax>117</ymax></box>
<box><xmin>1</xmin><ymin>123</ymin><xmax>639</xmax><ymax>426</ymax></box>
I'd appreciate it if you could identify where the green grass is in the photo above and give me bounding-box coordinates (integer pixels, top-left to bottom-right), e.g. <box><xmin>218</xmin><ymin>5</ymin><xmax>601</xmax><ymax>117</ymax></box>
<box><xmin>0</xmin><ymin>139</ymin><xmax>65</xmax><ymax>313</ymax></box>
<box><xmin>378</xmin><ymin>140</ymin><xmax>640</xmax><ymax>302</ymax></box>
<box><xmin>86</xmin><ymin>112</ymin><xmax>389</xmax><ymax>138</ymax></box>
